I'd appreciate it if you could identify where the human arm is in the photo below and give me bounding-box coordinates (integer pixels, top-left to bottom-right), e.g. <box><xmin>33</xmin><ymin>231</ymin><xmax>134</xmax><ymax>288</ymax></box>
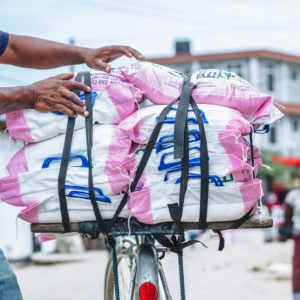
<box><xmin>285</xmin><ymin>203</ymin><xmax>294</xmax><ymax>227</ymax></box>
<box><xmin>0</xmin><ymin>73</ymin><xmax>90</xmax><ymax>117</ymax></box>
<box><xmin>0</xmin><ymin>33</ymin><xmax>144</xmax><ymax>71</ymax></box>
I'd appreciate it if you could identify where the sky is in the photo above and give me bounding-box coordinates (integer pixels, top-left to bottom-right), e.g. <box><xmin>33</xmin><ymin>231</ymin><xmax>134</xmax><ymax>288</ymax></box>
<box><xmin>1</xmin><ymin>0</ymin><xmax>300</xmax><ymax>85</ymax></box>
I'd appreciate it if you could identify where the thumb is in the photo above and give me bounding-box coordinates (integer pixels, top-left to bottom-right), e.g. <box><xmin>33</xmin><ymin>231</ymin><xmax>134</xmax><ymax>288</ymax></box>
<box><xmin>53</xmin><ymin>73</ymin><xmax>74</xmax><ymax>80</ymax></box>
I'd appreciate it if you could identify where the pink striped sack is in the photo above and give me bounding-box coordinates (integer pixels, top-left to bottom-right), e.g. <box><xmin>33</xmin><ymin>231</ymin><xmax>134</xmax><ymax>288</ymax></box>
<box><xmin>128</xmin><ymin>179</ymin><xmax>263</xmax><ymax>224</ymax></box>
<box><xmin>6</xmin><ymin>71</ymin><xmax>144</xmax><ymax>143</ymax></box>
<box><xmin>0</xmin><ymin>123</ymin><xmax>132</xmax><ymax>225</ymax></box>
<box><xmin>17</xmin><ymin>191</ymin><xmax>130</xmax><ymax>224</ymax></box>
<box><xmin>0</xmin><ymin>163</ymin><xmax>130</xmax><ymax>208</ymax></box>
<box><xmin>125</xmin><ymin>148</ymin><xmax>262</xmax><ymax>189</ymax></box>
<box><xmin>119</xmin><ymin>61</ymin><xmax>283</xmax><ymax>123</ymax></box>
<box><xmin>6</xmin><ymin>124</ymin><xmax>131</xmax><ymax>180</ymax></box>
<box><xmin>118</xmin><ymin>104</ymin><xmax>258</xmax><ymax>162</ymax></box>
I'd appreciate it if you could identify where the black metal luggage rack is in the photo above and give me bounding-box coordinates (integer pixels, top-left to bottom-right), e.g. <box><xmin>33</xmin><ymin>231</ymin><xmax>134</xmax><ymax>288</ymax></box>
<box><xmin>30</xmin><ymin>215</ymin><xmax>273</xmax><ymax>238</ymax></box>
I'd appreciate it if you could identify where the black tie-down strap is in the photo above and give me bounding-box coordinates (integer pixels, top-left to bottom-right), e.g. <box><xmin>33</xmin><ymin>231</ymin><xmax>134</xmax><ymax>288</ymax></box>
<box><xmin>168</xmin><ymin>77</ymin><xmax>210</xmax><ymax>229</ymax></box>
<box><xmin>108</xmin><ymin>76</ymin><xmax>210</xmax><ymax>233</ymax></box>
<box><xmin>58</xmin><ymin>71</ymin><xmax>107</xmax><ymax>233</ymax></box>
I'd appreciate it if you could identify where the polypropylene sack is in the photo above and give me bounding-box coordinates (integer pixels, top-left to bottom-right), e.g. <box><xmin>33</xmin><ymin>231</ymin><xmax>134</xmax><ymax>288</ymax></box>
<box><xmin>17</xmin><ymin>191</ymin><xmax>130</xmax><ymax>224</ymax></box>
<box><xmin>0</xmin><ymin>165</ymin><xmax>130</xmax><ymax>207</ymax></box>
<box><xmin>6</xmin><ymin>124</ymin><xmax>131</xmax><ymax>180</ymax></box>
<box><xmin>118</xmin><ymin>104</ymin><xmax>252</xmax><ymax>144</ymax></box>
<box><xmin>128</xmin><ymin>179</ymin><xmax>263</xmax><ymax>224</ymax></box>
<box><xmin>0</xmin><ymin>130</ymin><xmax>24</xmax><ymax>178</ymax></box>
<box><xmin>6</xmin><ymin>71</ymin><xmax>143</xmax><ymax>143</ymax></box>
<box><xmin>125</xmin><ymin>146</ymin><xmax>262</xmax><ymax>190</ymax></box>
<box><xmin>119</xmin><ymin>61</ymin><xmax>280</xmax><ymax>123</ymax></box>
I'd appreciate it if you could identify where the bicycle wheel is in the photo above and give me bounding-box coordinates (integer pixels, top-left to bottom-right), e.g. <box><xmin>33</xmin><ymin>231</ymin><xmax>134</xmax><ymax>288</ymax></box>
<box><xmin>104</xmin><ymin>253</ymin><xmax>137</xmax><ymax>300</ymax></box>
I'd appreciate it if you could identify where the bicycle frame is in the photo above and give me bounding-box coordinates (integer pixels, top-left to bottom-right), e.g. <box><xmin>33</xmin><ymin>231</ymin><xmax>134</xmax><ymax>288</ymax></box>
<box><xmin>113</xmin><ymin>235</ymin><xmax>173</xmax><ymax>300</ymax></box>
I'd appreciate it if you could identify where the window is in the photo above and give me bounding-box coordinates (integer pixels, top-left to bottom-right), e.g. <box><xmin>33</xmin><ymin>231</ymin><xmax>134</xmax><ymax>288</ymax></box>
<box><xmin>292</xmin><ymin>118</ymin><xmax>299</xmax><ymax>131</ymax></box>
<box><xmin>226</xmin><ymin>63</ymin><xmax>242</xmax><ymax>77</ymax></box>
<box><xmin>267</xmin><ymin>73</ymin><xmax>274</xmax><ymax>91</ymax></box>
<box><xmin>269</xmin><ymin>127</ymin><xmax>277</xmax><ymax>144</ymax></box>
<box><xmin>291</xmin><ymin>69</ymin><xmax>298</xmax><ymax>80</ymax></box>
<box><xmin>266</xmin><ymin>64</ymin><xmax>275</xmax><ymax>92</ymax></box>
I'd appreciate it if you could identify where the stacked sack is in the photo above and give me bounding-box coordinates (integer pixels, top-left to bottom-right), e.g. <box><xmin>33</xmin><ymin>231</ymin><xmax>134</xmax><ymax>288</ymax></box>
<box><xmin>0</xmin><ymin>70</ymin><xmax>143</xmax><ymax>224</ymax></box>
<box><xmin>118</xmin><ymin>62</ymin><xmax>283</xmax><ymax>224</ymax></box>
<box><xmin>0</xmin><ymin>61</ymin><xmax>283</xmax><ymax>230</ymax></box>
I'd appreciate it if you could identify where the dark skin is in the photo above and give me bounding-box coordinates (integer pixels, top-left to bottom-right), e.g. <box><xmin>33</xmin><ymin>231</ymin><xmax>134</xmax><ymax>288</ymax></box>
<box><xmin>0</xmin><ymin>34</ymin><xmax>144</xmax><ymax>117</ymax></box>
<box><xmin>285</xmin><ymin>203</ymin><xmax>294</xmax><ymax>227</ymax></box>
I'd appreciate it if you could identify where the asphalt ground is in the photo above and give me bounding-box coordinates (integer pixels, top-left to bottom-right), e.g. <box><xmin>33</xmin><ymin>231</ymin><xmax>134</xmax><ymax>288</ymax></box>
<box><xmin>13</xmin><ymin>229</ymin><xmax>293</xmax><ymax>300</ymax></box>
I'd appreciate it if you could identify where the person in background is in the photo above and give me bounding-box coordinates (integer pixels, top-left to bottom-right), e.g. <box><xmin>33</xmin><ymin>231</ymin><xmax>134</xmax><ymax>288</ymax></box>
<box><xmin>284</xmin><ymin>186</ymin><xmax>300</xmax><ymax>300</ymax></box>
<box><xmin>0</xmin><ymin>30</ymin><xmax>144</xmax><ymax>300</ymax></box>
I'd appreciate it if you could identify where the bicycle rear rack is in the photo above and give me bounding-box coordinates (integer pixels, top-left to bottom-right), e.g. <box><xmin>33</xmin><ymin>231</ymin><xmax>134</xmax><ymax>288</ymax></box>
<box><xmin>31</xmin><ymin>215</ymin><xmax>272</xmax><ymax>237</ymax></box>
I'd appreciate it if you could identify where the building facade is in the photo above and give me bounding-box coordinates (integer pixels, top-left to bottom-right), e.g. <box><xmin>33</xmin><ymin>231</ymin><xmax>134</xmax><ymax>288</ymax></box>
<box><xmin>150</xmin><ymin>49</ymin><xmax>300</xmax><ymax>157</ymax></box>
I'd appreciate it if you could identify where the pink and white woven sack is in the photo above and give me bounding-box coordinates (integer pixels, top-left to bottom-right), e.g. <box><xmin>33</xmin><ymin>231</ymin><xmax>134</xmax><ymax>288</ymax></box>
<box><xmin>0</xmin><ymin>165</ymin><xmax>129</xmax><ymax>208</ymax></box>
<box><xmin>119</xmin><ymin>104</ymin><xmax>260</xmax><ymax>162</ymax></box>
<box><xmin>119</xmin><ymin>61</ymin><xmax>282</xmax><ymax>123</ymax></box>
<box><xmin>6</xmin><ymin>124</ymin><xmax>131</xmax><ymax>181</ymax></box>
<box><xmin>118</xmin><ymin>104</ymin><xmax>252</xmax><ymax>144</ymax></box>
<box><xmin>6</xmin><ymin>71</ymin><xmax>143</xmax><ymax>143</ymax></box>
<box><xmin>126</xmin><ymin>148</ymin><xmax>262</xmax><ymax>189</ymax></box>
<box><xmin>128</xmin><ymin>179</ymin><xmax>263</xmax><ymax>224</ymax></box>
<box><xmin>17</xmin><ymin>191</ymin><xmax>130</xmax><ymax>224</ymax></box>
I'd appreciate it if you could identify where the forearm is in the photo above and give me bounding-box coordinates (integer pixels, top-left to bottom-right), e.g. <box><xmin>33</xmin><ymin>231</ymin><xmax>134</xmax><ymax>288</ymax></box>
<box><xmin>0</xmin><ymin>86</ymin><xmax>33</xmax><ymax>114</ymax></box>
<box><xmin>285</xmin><ymin>203</ymin><xmax>293</xmax><ymax>227</ymax></box>
<box><xmin>0</xmin><ymin>34</ymin><xmax>89</xmax><ymax>69</ymax></box>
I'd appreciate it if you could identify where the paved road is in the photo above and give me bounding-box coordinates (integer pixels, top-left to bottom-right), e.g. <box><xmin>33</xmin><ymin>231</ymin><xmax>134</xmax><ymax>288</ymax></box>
<box><xmin>13</xmin><ymin>230</ymin><xmax>293</xmax><ymax>300</ymax></box>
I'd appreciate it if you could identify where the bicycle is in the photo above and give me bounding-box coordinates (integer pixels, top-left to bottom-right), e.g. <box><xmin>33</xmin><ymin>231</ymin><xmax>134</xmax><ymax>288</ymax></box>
<box><xmin>31</xmin><ymin>215</ymin><xmax>272</xmax><ymax>300</ymax></box>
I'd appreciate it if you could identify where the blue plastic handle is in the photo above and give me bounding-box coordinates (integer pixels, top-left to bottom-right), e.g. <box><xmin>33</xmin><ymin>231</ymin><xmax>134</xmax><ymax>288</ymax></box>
<box><xmin>65</xmin><ymin>185</ymin><xmax>111</xmax><ymax>203</ymax></box>
<box><xmin>174</xmin><ymin>174</ymin><xmax>224</xmax><ymax>186</ymax></box>
<box><xmin>156</xmin><ymin>130</ymin><xmax>201</xmax><ymax>153</ymax></box>
<box><xmin>52</xmin><ymin>92</ymin><xmax>97</xmax><ymax>115</ymax></box>
<box><xmin>158</xmin><ymin>146</ymin><xmax>201</xmax><ymax>171</ymax></box>
<box><xmin>253</xmin><ymin>124</ymin><xmax>270</xmax><ymax>134</ymax></box>
<box><xmin>42</xmin><ymin>154</ymin><xmax>89</xmax><ymax>169</ymax></box>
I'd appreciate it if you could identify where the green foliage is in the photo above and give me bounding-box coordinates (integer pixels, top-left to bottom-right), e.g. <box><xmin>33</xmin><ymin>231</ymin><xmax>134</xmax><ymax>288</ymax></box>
<box><xmin>258</xmin><ymin>150</ymin><xmax>299</xmax><ymax>183</ymax></box>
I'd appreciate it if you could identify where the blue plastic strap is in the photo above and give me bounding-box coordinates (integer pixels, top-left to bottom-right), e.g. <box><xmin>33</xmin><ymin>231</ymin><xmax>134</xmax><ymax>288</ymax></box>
<box><xmin>42</xmin><ymin>154</ymin><xmax>89</xmax><ymax>168</ymax></box>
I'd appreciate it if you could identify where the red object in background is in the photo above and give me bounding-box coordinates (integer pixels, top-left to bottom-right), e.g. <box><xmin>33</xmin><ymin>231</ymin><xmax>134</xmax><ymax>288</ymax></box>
<box><xmin>271</xmin><ymin>156</ymin><xmax>300</xmax><ymax>167</ymax></box>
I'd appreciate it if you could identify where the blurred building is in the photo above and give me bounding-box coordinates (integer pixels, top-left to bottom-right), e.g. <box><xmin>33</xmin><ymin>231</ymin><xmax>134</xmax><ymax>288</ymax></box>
<box><xmin>150</xmin><ymin>41</ymin><xmax>300</xmax><ymax>156</ymax></box>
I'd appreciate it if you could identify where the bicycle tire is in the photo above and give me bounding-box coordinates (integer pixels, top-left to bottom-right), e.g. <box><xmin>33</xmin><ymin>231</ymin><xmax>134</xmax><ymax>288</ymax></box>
<box><xmin>104</xmin><ymin>253</ymin><xmax>137</xmax><ymax>300</ymax></box>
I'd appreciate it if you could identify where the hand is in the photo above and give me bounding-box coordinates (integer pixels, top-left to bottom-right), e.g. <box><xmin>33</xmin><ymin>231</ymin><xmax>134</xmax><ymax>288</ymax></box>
<box><xmin>28</xmin><ymin>73</ymin><xmax>90</xmax><ymax>118</ymax></box>
<box><xmin>84</xmin><ymin>45</ymin><xmax>145</xmax><ymax>72</ymax></box>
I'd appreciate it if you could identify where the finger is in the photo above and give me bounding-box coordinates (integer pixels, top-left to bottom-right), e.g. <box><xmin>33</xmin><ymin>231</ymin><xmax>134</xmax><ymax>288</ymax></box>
<box><xmin>116</xmin><ymin>46</ymin><xmax>133</xmax><ymax>58</ymax></box>
<box><xmin>63</xmin><ymin>80</ymin><xmax>91</xmax><ymax>93</ymax></box>
<box><xmin>124</xmin><ymin>46</ymin><xmax>145</xmax><ymax>60</ymax></box>
<box><xmin>55</xmin><ymin>104</ymin><xmax>77</xmax><ymax>118</ymax></box>
<box><xmin>61</xmin><ymin>97</ymin><xmax>89</xmax><ymax>117</ymax></box>
<box><xmin>53</xmin><ymin>73</ymin><xmax>74</xmax><ymax>80</ymax></box>
<box><xmin>93</xmin><ymin>58</ymin><xmax>111</xmax><ymax>72</ymax></box>
<box><xmin>61</xmin><ymin>89</ymin><xmax>85</xmax><ymax>107</ymax></box>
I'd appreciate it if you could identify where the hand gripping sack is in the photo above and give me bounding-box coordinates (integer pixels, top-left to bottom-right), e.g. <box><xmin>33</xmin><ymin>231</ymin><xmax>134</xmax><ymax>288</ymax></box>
<box><xmin>6</xmin><ymin>71</ymin><xmax>143</xmax><ymax>142</ymax></box>
<box><xmin>119</xmin><ymin>61</ymin><xmax>281</xmax><ymax>123</ymax></box>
